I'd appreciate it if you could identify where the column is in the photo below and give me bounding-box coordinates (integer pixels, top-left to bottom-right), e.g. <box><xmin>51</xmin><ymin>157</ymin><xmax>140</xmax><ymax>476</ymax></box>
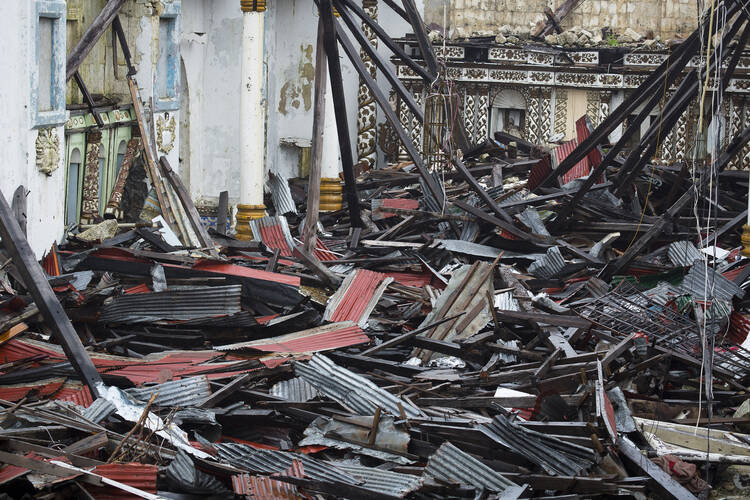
<box><xmin>356</xmin><ymin>0</ymin><xmax>378</xmax><ymax>170</ymax></box>
<box><xmin>319</xmin><ymin>9</ymin><xmax>343</xmax><ymax>212</ymax></box>
<box><xmin>236</xmin><ymin>0</ymin><xmax>267</xmax><ymax>239</ymax></box>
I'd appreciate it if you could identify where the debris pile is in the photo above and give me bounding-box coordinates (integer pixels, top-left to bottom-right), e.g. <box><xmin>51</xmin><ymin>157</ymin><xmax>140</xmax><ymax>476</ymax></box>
<box><xmin>3</xmin><ymin>1</ymin><xmax>750</xmax><ymax>499</ymax></box>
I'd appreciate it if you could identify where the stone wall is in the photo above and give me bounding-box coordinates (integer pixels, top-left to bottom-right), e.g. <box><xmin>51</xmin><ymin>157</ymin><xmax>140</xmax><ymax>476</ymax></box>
<box><xmin>425</xmin><ymin>0</ymin><xmax>699</xmax><ymax>40</ymax></box>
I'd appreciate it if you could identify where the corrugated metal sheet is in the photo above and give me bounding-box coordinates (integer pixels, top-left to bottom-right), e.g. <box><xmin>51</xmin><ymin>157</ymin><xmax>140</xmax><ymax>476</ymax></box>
<box><xmin>164</xmin><ymin>450</ymin><xmax>229</xmax><ymax>495</ymax></box>
<box><xmin>295</xmin><ymin>354</ymin><xmax>422</xmax><ymax>417</ymax></box>
<box><xmin>192</xmin><ymin>261</ymin><xmax>301</xmax><ymax>287</ymax></box>
<box><xmin>82</xmin><ymin>397</ymin><xmax>117</xmax><ymax>423</ymax></box>
<box><xmin>99</xmin><ymin>285</ymin><xmax>242</xmax><ymax>323</ymax></box>
<box><xmin>528</xmin><ymin>246</ymin><xmax>565</xmax><ymax>278</ymax></box>
<box><xmin>414</xmin><ymin>262</ymin><xmax>493</xmax><ymax>360</ymax></box>
<box><xmin>372</xmin><ymin>198</ymin><xmax>420</xmax><ymax>220</ymax></box>
<box><xmin>729</xmin><ymin>311</ymin><xmax>750</xmax><ymax>345</ymax></box>
<box><xmin>88</xmin><ymin>463</ymin><xmax>158</xmax><ymax>500</ymax></box>
<box><xmin>555</xmin><ymin>139</ymin><xmax>590</xmax><ymax>186</ymax></box>
<box><xmin>518</xmin><ymin>208</ymin><xmax>550</xmax><ymax>236</ymax></box>
<box><xmin>385</xmin><ymin>271</ymin><xmax>434</xmax><ymax>288</ymax></box>
<box><xmin>0</xmin><ymin>379</ymin><xmax>92</xmax><ymax>407</ymax></box>
<box><xmin>250</xmin><ymin>216</ymin><xmax>295</xmax><ymax>257</ymax></box>
<box><xmin>323</xmin><ymin>270</ymin><xmax>393</xmax><ymax>328</ymax></box>
<box><xmin>667</xmin><ymin>241</ymin><xmax>704</xmax><ymax>267</ymax></box>
<box><xmin>330</xmin><ymin>462</ymin><xmax>423</xmax><ymax>498</ymax></box>
<box><xmin>268</xmin><ymin>173</ymin><xmax>298</xmax><ymax>215</ymax></box>
<box><xmin>232</xmin><ymin>459</ymin><xmax>305</xmax><ymax>499</ymax></box>
<box><xmin>425</xmin><ymin>441</ymin><xmax>526</xmax><ymax>495</ymax></box>
<box><xmin>215</xmin><ymin>321</ymin><xmax>368</xmax><ymax>354</ymax></box>
<box><xmin>679</xmin><ymin>263</ymin><xmax>745</xmax><ymax>301</ymax></box>
<box><xmin>311</xmin><ymin>238</ymin><xmax>338</xmax><ymax>262</ymax></box>
<box><xmin>526</xmin><ymin>155</ymin><xmax>552</xmax><ymax>191</ymax></box>
<box><xmin>125</xmin><ymin>375</ymin><xmax>212</xmax><ymax>408</ymax></box>
<box><xmin>479</xmin><ymin>415</ymin><xmax>596</xmax><ymax>476</ymax></box>
<box><xmin>215</xmin><ymin>443</ymin><xmax>360</xmax><ymax>485</ymax></box>
<box><xmin>494</xmin><ymin>291</ymin><xmax>521</xmax><ymax>311</ymax></box>
<box><xmin>576</xmin><ymin>115</ymin><xmax>603</xmax><ymax>169</ymax></box>
<box><xmin>270</xmin><ymin>377</ymin><xmax>319</xmax><ymax>401</ymax></box>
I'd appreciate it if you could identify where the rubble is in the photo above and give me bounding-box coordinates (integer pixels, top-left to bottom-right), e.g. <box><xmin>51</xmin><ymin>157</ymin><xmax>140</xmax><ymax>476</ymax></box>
<box><xmin>3</xmin><ymin>1</ymin><xmax>750</xmax><ymax>499</ymax></box>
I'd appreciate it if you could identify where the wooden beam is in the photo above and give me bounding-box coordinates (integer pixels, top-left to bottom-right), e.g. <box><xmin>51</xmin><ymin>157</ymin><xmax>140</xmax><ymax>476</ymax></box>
<box><xmin>0</xmin><ymin>192</ymin><xmax>102</xmax><ymax>396</ymax></box>
<box><xmin>303</xmin><ymin>19</ymin><xmax>327</xmax><ymax>254</ymax></box>
<box><xmin>319</xmin><ymin>0</ymin><xmax>363</xmax><ymax>227</ymax></box>
<box><xmin>66</xmin><ymin>0</ymin><xmax>127</xmax><ymax>81</ymax></box>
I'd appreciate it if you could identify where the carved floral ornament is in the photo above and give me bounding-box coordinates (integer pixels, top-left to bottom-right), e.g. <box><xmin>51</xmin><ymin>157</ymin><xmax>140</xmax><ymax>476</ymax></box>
<box><xmin>35</xmin><ymin>128</ymin><xmax>60</xmax><ymax>176</ymax></box>
<box><xmin>156</xmin><ymin>114</ymin><xmax>176</xmax><ymax>154</ymax></box>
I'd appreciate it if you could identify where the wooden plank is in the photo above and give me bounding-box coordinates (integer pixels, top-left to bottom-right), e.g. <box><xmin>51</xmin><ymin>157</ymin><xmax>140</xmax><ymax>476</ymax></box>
<box><xmin>617</xmin><ymin>436</ymin><xmax>698</xmax><ymax>500</ymax></box>
<box><xmin>496</xmin><ymin>309</ymin><xmax>592</xmax><ymax>328</ymax></box>
<box><xmin>216</xmin><ymin>191</ymin><xmax>229</xmax><ymax>236</ymax></box>
<box><xmin>158</xmin><ymin>156</ymin><xmax>217</xmax><ymax>256</ymax></box>
<box><xmin>66</xmin><ymin>0</ymin><xmax>127</xmax><ymax>81</ymax></box>
<box><xmin>199</xmin><ymin>373</ymin><xmax>252</xmax><ymax>409</ymax></box>
<box><xmin>293</xmin><ymin>244</ymin><xmax>342</xmax><ymax>287</ymax></box>
<box><xmin>303</xmin><ymin>19</ymin><xmax>327</xmax><ymax>254</ymax></box>
<box><xmin>320</xmin><ymin>0</ymin><xmax>362</xmax><ymax>227</ymax></box>
<box><xmin>0</xmin><ymin>190</ymin><xmax>102</xmax><ymax>397</ymax></box>
<box><xmin>10</xmin><ymin>185</ymin><xmax>26</xmax><ymax>236</ymax></box>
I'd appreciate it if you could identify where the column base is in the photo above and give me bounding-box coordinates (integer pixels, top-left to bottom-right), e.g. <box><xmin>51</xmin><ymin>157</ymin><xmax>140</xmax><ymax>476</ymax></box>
<box><xmin>320</xmin><ymin>178</ymin><xmax>343</xmax><ymax>212</ymax></box>
<box><xmin>235</xmin><ymin>203</ymin><xmax>266</xmax><ymax>240</ymax></box>
<box><xmin>742</xmin><ymin>225</ymin><xmax>750</xmax><ymax>257</ymax></box>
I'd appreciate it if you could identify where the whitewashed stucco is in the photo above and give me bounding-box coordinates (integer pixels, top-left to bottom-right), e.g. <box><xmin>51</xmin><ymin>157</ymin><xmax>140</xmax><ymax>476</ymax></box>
<box><xmin>0</xmin><ymin>2</ymin><xmax>66</xmax><ymax>257</ymax></box>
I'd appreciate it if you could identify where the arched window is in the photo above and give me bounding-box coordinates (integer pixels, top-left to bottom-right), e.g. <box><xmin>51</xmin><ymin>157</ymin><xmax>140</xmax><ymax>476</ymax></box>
<box><xmin>66</xmin><ymin>148</ymin><xmax>82</xmax><ymax>225</ymax></box>
<box><xmin>490</xmin><ymin>89</ymin><xmax>527</xmax><ymax>137</ymax></box>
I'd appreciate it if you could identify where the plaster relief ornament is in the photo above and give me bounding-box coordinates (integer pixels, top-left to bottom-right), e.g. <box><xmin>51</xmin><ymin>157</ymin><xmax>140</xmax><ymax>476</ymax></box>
<box><xmin>156</xmin><ymin>114</ymin><xmax>176</xmax><ymax>154</ymax></box>
<box><xmin>35</xmin><ymin>128</ymin><xmax>60</xmax><ymax>176</ymax></box>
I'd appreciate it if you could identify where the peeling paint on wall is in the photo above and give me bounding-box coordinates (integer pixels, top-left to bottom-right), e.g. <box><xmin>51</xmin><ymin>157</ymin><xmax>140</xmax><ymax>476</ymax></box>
<box><xmin>277</xmin><ymin>44</ymin><xmax>313</xmax><ymax>115</ymax></box>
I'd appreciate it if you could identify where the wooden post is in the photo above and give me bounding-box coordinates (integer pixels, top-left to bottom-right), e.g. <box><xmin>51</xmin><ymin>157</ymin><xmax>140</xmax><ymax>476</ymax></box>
<box><xmin>319</xmin><ymin>0</ymin><xmax>363</xmax><ymax>227</ymax></box>
<box><xmin>303</xmin><ymin>19</ymin><xmax>328</xmax><ymax>253</ymax></box>
<box><xmin>0</xmin><ymin>191</ymin><xmax>102</xmax><ymax>397</ymax></box>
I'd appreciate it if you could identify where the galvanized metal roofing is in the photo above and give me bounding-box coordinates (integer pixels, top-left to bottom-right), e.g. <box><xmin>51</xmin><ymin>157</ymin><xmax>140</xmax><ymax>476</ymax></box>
<box><xmin>215</xmin><ymin>443</ymin><xmax>360</xmax><ymax>485</ymax></box>
<box><xmin>479</xmin><ymin>415</ymin><xmax>597</xmax><ymax>476</ymax></box>
<box><xmin>164</xmin><ymin>450</ymin><xmax>230</xmax><ymax>495</ymax></box>
<box><xmin>215</xmin><ymin>321</ymin><xmax>368</xmax><ymax>354</ymax></box>
<box><xmin>424</xmin><ymin>441</ymin><xmax>526</xmax><ymax>495</ymax></box>
<box><xmin>294</xmin><ymin>354</ymin><xmax>422</xmax><ymax>418</ymax></box>
<box><xmin>518</xmin><ymin>207</ymin><xmax>550</xmax><ymax>236</ymax></box>
<box><xmin>528</xmin><ymin>246</ymin><xmax>565</xmax><ymax>279</ymax></box>
<box><xmin>270</xmin><ymin>377</ymin><xmax>319</xmax><ymax>401</ymax></box>
<box><xmin>125</xmin><ymin>375</ymin><xmax>212</xmax><ymax>408</ymax></box>
<box><xmin>678</xmin><ymin>262</ymin><xmax>745</xmax><ymax>301</ymax></box>
<box><xmin>328</xmin><ymin>462</ymin><xmax>423</xmax><ymax>498</ymax></box>
<box><xmin>323</xmin><ymin>270</ymin><xmax>394</xmax><ymax>328</ymax></box>
<box><xmin>99</xmin><ymin>285</ymin><xmax>242</xmax><ymax>323</ymax></box>
<box><xmin>268</xmin><ymin>173</ymin><xmax>298</xmax><ymax>215</ymax></box>
<box><xmin>667</xmin><ymin>241</ymin><xmax>704</xmax><ymax>267</ymax></box>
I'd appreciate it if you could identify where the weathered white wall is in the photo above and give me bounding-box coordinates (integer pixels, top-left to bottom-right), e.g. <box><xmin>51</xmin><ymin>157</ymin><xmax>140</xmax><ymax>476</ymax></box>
<box><xmin>181</xmin><ymin>0</ymin><xmax>241</xmax><ymax>205</ymax></box>
<box><xmin>0</xmin><ymin>2</ymin><xmax>66</xmax><ymax>257</ymax></box>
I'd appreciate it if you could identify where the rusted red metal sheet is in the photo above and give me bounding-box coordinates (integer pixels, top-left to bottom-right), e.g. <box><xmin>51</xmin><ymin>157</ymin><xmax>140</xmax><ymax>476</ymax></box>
<box><xmin>232</xmin><ymin>459</ymin><xmax>306</xmax><ymax>499</ymax></box>
<box><xmin>526</xmin><ymin>155</ymin><xmax>552</xmax><ymax>191</ymax></box>
<box><xmin>556</xmin><ymin>139</ymin><xmax>591</xmax><ymax>185</ymax></box>
<box><xmin>223</xmin><ymin>323</ymin><xmax>368</xmax><ymax>354</ymax></box>
<box><xmin>373</xmin><ymin>198</ymin><xmax>420</xmax><ymax>219</ymax></box>
<box><xmin>193</xmin><ymin>260</ymin><xmax>300</xmax><ymax>287</ymax></box>
<box><xmin>123</xmin><ymin>283</ymin><xmax>150</xmax><ymax>294</ymax></box>
<box><xmin>87</xmin><ymin>463</ymin><xmax>158</xmax><ymax>500</ymax></box>
<box><xmin>576</xmin><ymin>115</ymin><xmax>603</xmax><ymax>169</ymax></box>
<box><xmin>329</xmin><ymin>270</ymin><xmax>388</xmax><ymax>324</ymax></box>
<box><xmin>385</xmin><ymin>271</ymin><xmax>433</xmax><ymax>287</ymax></box>
<box><xmin>728</xmin><ymin>311</ymin><xmax>750</xmax><ymax>345</ymax></box>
